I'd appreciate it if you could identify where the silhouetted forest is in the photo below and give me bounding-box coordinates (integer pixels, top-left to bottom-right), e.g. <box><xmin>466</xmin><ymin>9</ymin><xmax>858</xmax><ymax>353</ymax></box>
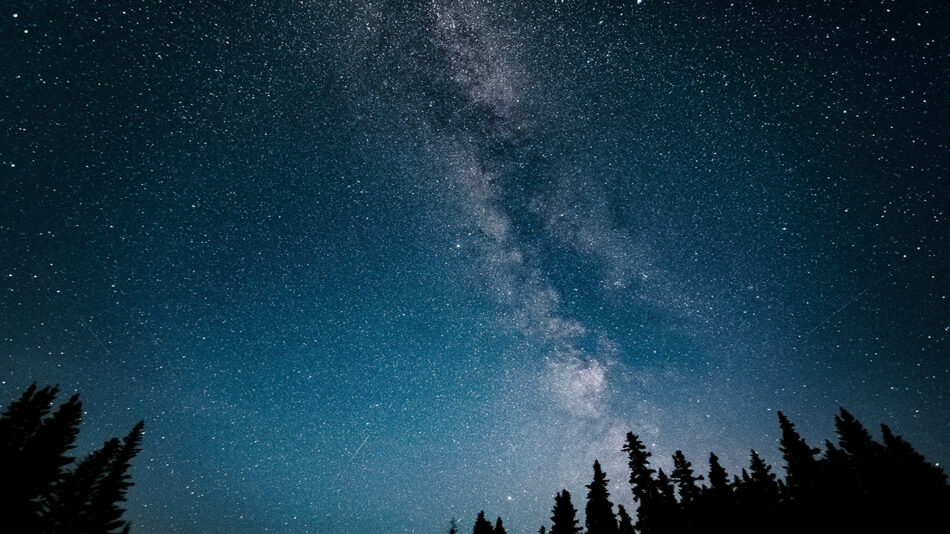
<box><xmin>0</xmin><ymin>385</ymin><xmax>144</xmax><ymax>534</ymax></box>
<box><xmin>458</xmin><ymin>409</ymin><xmax>948</xmax><ymax>534</ymax></box>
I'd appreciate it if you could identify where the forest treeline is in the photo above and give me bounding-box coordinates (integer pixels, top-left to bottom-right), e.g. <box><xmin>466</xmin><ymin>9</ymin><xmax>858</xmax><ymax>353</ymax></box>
<box><xmin>458</xmin><ymin>409</ymin><xmax>948</xmax><ymax>534</ymax></box>
<box><xmin>0</xmin><ymin>385</ymin><xmax>144</xmax><ymax>534</ymax></box>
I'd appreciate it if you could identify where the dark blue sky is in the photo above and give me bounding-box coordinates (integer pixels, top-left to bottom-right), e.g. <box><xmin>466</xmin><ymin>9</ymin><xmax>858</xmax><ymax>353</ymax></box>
<box><xmin>1</xmin><ymin>1</ymin><xmax>948</xmax><ymax>533</ymax></box>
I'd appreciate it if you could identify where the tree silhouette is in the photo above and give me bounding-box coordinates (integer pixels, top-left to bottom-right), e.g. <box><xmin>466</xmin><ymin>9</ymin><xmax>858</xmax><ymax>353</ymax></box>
<box><xmin>584</xmin><ymin>460</ymin><xmax>617</xmax><ymax>534</ymax></box>
<box><xmin>621</xmin><ymin>432</ymin><xmax>658</xmax><ymax>533</ymax></box>
<box><xmin>448</xmin><ymin>517</ymin><xmax>459</xmax><ymax>534</ymax></box>
<box><xmin>670</xmin><ymin>450</ymin><xmax>703</xmax><ymax>505</ymax></box>
<box><xmin>465</xmin><ymin>407</ymin><xmax>948</xmax><ymax>534</ymax></box>
<box><xmin>777</xmin><ymin>411</ymin><xmax>820</xmax><ymax>496</ymax></box>
<box><xmin>0</xmin><ymin>385</ymin><xmax>143</xmax><ymax>534</ymax></box>
<box><xmin>473</xmin><ymin>511</ymin><xmax>494</xmax><ymax>534</ymax></box>
<box><xmin>550</xmin><ymin>490</ymin><xmax>581</xmax><ymax>534</ymax></box>
<box><xmin>493</xmin><ymin>517</ymin><xmax>507</xmax><ymax>534</ymax></box>
<box><xmin>615</xmin><ymin>504</ymin><xmax>635</xmax><ymax>534</ymax></box>
<box><xmin>0</xmin><ymin>385</ymin><xmax>81</xmax><ymax>531</ymax></box>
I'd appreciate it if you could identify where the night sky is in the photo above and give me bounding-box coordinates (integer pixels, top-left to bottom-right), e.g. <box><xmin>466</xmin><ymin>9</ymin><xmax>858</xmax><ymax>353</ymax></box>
<box><xmin>1</xmin><ymin>1</ymin><xmax>948</xmax><ymax>533</ymax></box>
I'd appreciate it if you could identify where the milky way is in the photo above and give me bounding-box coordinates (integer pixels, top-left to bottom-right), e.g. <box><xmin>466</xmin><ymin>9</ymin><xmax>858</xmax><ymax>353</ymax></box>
<box><xmin>1</xmin><ymin>1</ymin><xmax>948</xmax><ymax>533</ymax></box>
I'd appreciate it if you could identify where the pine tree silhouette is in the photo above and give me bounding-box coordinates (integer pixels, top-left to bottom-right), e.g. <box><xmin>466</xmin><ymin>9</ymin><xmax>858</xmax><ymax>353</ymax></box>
<box><xmin>473</xmin><ymin>511</ymin><xmax>494</xmax><ymax>534</ymax></box>
<box><xmin>0</xmin><ymin>385</ymin><xmax>144</xmax><ymax>534</ymax></box>
<box><xmin>670</xmin><ymin>450</ymin><xmax>703</xmax><ymax>505</ymax></box>
<box><xmin>550</xmin><ymin>490</ymin><xmax>581</xmax><ymax>534</ymax></box>
<box><xmin>653</xmin><ymin>469</ymin><xmax>681</xmax><ymax>532</ymax></box>
<box><xmin>449</xmin><ymin>517</ymin><xmax>459</xmax><ymax>534</ymax></box>
<box><xmin>493</xmin><ymin>517</ymin><xmax>507</xmax><ymax>534</ymax></box>
<box><xmin>615</xmin><ymin>505</ymin><xmax>635</xmax><ymax>534</ymax></box>
<box><xmin>621</xmin><ymin>432</ymin><xmax>659</xmax><ymax>533</ymax></box>
<box><xmin>699</xmin><ymin>452</ymin><xmax>734</xmax><ymax>533</ymax></box>
<box><xmin>0</xmin><ymin>384</ymin><xmax>80</xmax><ymax>531</ymax></box>
<box><xmin>622</xmin><ymin>432</ymin><xmax>655</xmax><ymax>504</ymax></box>
<box><xmin>585</xmin><ymin>460</ymin><xmax>617</xmax><ymax>534</ymax></box>
<box><xmin>777</xmin><ymin>411</ymin><xmax>820</xmax><ymax>496</ymax></box>
<box><xmin>706</xmin><ymin>452</ymin><xmax>730</xmax><ymax>495</ymax></box>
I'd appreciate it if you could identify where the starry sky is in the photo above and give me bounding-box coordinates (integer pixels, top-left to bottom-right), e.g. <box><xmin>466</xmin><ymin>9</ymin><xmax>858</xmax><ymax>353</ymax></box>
<box><xmin>1</xmin><ymin>1</ymin><xmax>948</xmax><ymax>533</ymax></box>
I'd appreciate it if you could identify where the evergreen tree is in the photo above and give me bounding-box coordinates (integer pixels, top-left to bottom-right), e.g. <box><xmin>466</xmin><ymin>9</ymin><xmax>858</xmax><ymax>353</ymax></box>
<box><xmin>550</xmin><ymin>490</ymin><xmax>581</xmax><ymax>534</ymax></box>
<box><xmin>449</xmin><ymin>517</ymin><xmax>459</xmax><ymax>534</ymax></box>
<box><xmin>880</xmin><ymin>423</ymin><xmax>948</xmax><ymax>490</ymax></box>
<box><xmin>747</xmin><ymin>450</ymin><xmax>778</xmax><ymax>499</ymax></box>
<box><xmin>699</xmin><ymin>452</ymin><xmax>734</xmax><ymax>534</ymax></box>
<box><xmin>585</xmin><ymin>460</ymin><xmax>617</xmax><ymax>534</ymax></box>
<box><xmin>622</xmin><ymin>432</ymin><xmax>659</xmax><ymax>534</ymax></box>
<box><xmin>615</xmin><ymin>505</ymin><xmax>635</xmax><ymax>534</ymax></box>
<box><xmin>0</xmin><ymin>385</ymin><xmax>144</xmax><ymax>534</ymax></box>
<box><xmin>494</xmin><ymin>517</ymin><xmax>507</xmax><ymax>534</ymax></box>
<box><xmin>670</xmin><ymin>450</ymin><xmax>703</xmax><ymax>505</ymax></box>
<box><xmin>707</xmin><ymin>452</ymin><xmax>730</xmax><ymax>495</ymax></box>
<box><xmin>0</xmin><ymin>385</ymin><xmax>80</xmax><ymax>531</ymax></box>
<box><xmin>777</xmin><ymin>411</ymin><xmax>819</xmax><ymax>496</ymax></box>
<box><xmin>473</xmin><ymin>511</ymin><xmax>494</xmax><ymax>534</ymax></box>
<box><xmin>622</xmin><ymin>432</ymin><xmax>655</xmax><ymax>503</ymax></box>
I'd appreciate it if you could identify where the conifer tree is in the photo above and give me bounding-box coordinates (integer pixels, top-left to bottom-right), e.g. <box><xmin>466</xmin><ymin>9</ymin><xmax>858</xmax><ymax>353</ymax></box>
<box><xmin>622</xmin><ymin>432</ymin><xmax>655</xmax><ymax>503</ymax></box>
<box><xmin>670</xmin><ymin>450</ymin><xmax>703</xmax><ymax>504</ymax></box>
<box><xmin>747</xmin><ymin>450</ymin><xmax>778</xmax><ymax>498</ymax></box>
<box><xmin>449</xmin><ymin>517</ymin><xmax>459</xmax><ymax>534</ymax></box>
<box><xmin>473</xmin><ymin>511</ymin><xmax>494</xmax><ymax>534</ymax></box>
<box><xmin>615</xmin><ymin>505</ymin><xmax>635</xmax><ymax>534</ymax></box>
<box><xmin>707</xmin><ymin>452</ymin><xmax>730</xmax><ymax>495</ymax></box>
<box><xmin>550</xmin><ymin>490</ymin><xmax>581</xmax><ymax>534</ymax></box>
<box><xmin>585</xmin><ymin>460</ymin><xmax>617</xmax><ymax>534</ymax></box>
<box><xmin>622</xmin><ymin>432</ymin><xmax>659</xmax><ymax>533</ymax></box>
<box><xmin>777</xmin><ymin>411</ymin><xmax>819</xmax><ymax>496</ymax></box>
<box><xmin>0</xmin><ymin>384</ymin><xmax>80</xmax><ymax>530</ymax></box>
<box><xmin>879</xmin><ymin>424</ymin><xmax>948</xmax><ymax>490</ymax></box>
<box><xmin>494</xmin><ymin>517</ymin><xmax>507</xmax><ymax>534</ymax></box>
<box><xmin>834</xmin><ymin>408</ymin><xmax>884</xmax><ymax>464</ymax></box>
<box><xmin>700</xmin><ymin>452</ymin><xmax>734</xmax><ymax>534</ymax></box>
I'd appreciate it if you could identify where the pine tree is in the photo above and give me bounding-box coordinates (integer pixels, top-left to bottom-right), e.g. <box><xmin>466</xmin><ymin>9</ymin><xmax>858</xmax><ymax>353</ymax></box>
<box><xmin>835</xmin><ymin>408</ymin><xmax>884</xmax><ymax>464</ymax></box>
<box><xmin>670</xmin><ymin>450</ymin><xmax>703</xmax><ymax>504</ymax></box>
<box><xmin>494</xmin><ymin>517</ymin><xmax>507</xmax><ymax>534</ymax></box>
<box><xmin>585</xmin><ymin>460</ymin><xmax>617</xmax><ymax>534</ymax></box>
<box><xmin>747</xmin><ymin>450</ymin><xmax>778</xmax><ymax>498</ymax></box>
<box><xmin>449</xmin><ymin>517</ymin><xmax>459</xmax><ymax>534</ymax></box>
<box><xmin>473</xmin><ymin>511</ymin><xmax>494</xmax><ymax>534</ymax></box>
<box><xmin>615</xmin><ymin>505</ymin><xmax>635</xmax><ymax>534</ymax></box>
<box><xmin>622</xmin><ymin>432</ymin><xmax>656</xmax><ymax>503</ymax></box>
<box><xmin>0</xmin><ymin>386</ymin><xmax>144</xmax><ymax>534</ymax></box>
<box><xmin>880</xmin><ymin>424</ymin><xmax>948</xmax><ymax>490</ymax></box>
<box><xmin>707</xmin><ymin>452</ymin><xmax>730</xmax><ymax>495</ymax></box>
<box><xmin>550</xmin><ymin>490</ymin><xmax>581</xmax><ymax>534</ymax></box>
<box><xmin>0</xmin><ymin>384</ymin><xmax>79</xmax><ymax>531</ymax></box>
<box><xmin>700</xmin><ymin>452</ymin><xmax>734</xmax><ymax>534</ymax></box>
<box><xmin>777</xmin><ymin>411</ymin><xmax>819</xmax><ymax>496</ymax></box>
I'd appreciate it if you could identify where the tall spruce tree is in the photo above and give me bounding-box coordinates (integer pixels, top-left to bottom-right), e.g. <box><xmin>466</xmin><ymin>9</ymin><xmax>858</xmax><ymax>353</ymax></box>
<box><xmin>707</xmin><ymin>452</ymin><xmax>730</xmax><ymax>495</ymax></box>
<box><xmin>550</xmin><ymin>490</ymin><xmax>581</xmax><ymax>534</ymax></box>
<box><xmin>670</xmin><ymin>450</ymin><xmax>703</xmax><ymax>505</ymax></box>
<box><xmin>777</xmin><ymin>411</ymin><xmax>819</xmax><ymax>496</ymax></box>
<box><xmin>0</xmin><ymin>385</ymin><xmax>80</xmax><ymax>531</ymax></box>
<box><xmin>449</xmin><ymin>517</ymin><xmax>459</xmax><ymax>534</ymax></box>
<box><xmin>493</xmin><ymin>517</ymin><xmax>507</xmax><ymax>534</ymax></box>
<box><xmin>622</xmin><ymin>432</ymin><xmax>655</xmax><ymax>503</ymax></box>
<box><xmin>585</xmin><ymin>460</ymin><xmax>617</xmax><ymax>534</ymax></box>
<box><xmin>1</xmin><ymin>385</ymin><xmax>143</xmax><ymax>534</ymax></box>
<box><xmin>473</xmin><ymin>511</ymin><xmax>494</xmax><ymax>534</ymax></box>
<box><xmin>615</xmin><ymin>505</ymin><xmax>635</xmax><ymax>534</ymax></box>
